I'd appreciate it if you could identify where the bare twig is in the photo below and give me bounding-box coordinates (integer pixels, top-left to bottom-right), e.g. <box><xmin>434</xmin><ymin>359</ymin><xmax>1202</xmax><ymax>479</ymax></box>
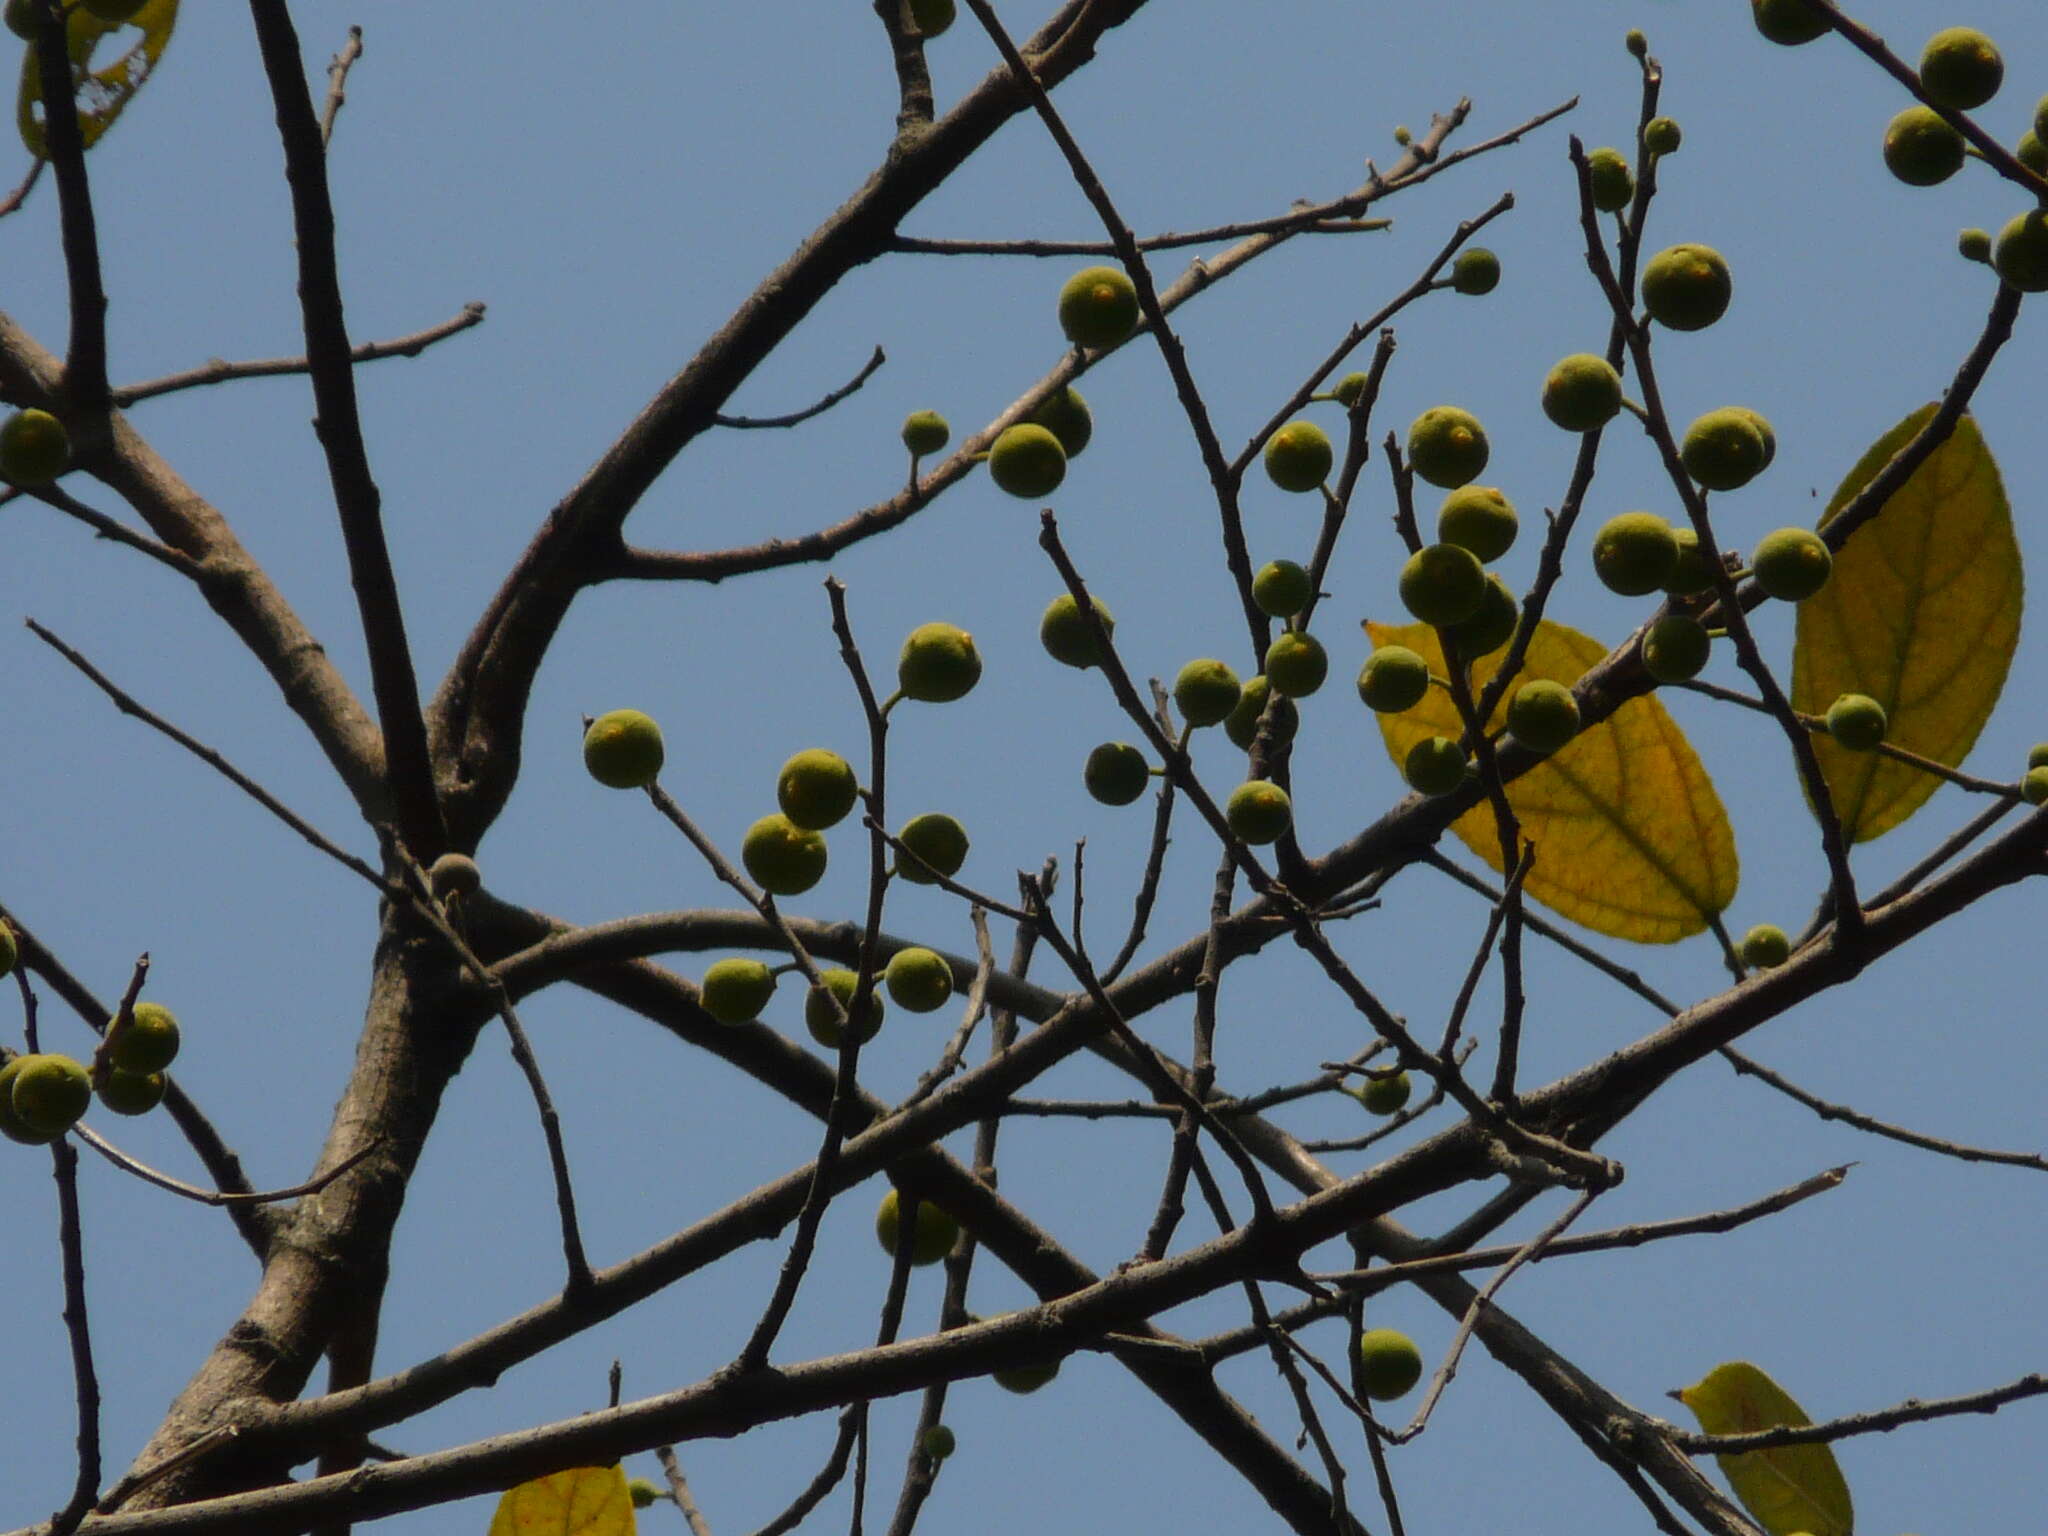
<box><xmin>712</xmin><ymin>346</ymin><xmax>886</xmax><ymax>429</ymax></box>
<box><xmin>111</xmin><ymin>304</ymin><xmax>486</xmax><ymax>407</ymax></box>
<box><xmin>319</xmin><ymin>26</ymin><xmax>364</xmax><ymax>148</ymax></box>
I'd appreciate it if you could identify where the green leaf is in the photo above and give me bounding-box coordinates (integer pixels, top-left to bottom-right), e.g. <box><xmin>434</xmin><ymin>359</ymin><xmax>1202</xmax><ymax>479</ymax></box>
<box><xmin>1366</xmin><ymin>617</ymin><xmax>1738</xmax><ymax>943</ymax></box>
<box><xmin>1792</xmin><ymin>405</ymin><xmax>2022</xmax><ymax>842</ymax></box>
<box><xmin>1675</xmin><ymin>1361</ymin><xmax>1853</xmax><ymax>1536</ymax></box>
<box><xmin>17</xmin><ymin>0</ymin><xmax>179</xmax><ymax>157</ymax></box>
<box><xmin>487</xmin><ymin>1466</ymin><xmax>636</xmax><ymax>1536</ymax></box>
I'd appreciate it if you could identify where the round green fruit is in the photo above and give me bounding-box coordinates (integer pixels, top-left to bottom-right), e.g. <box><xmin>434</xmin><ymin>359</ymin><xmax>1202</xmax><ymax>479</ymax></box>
<box><xmin>1750</xmin><ymin>0</ymin><xmax>1829</xmax><ymax>45</ymax></box>
<box><xmin>1750</xmin><ymin>527</ymin><xmax>1833</xmax><ymax>602</ymax></box>
<box><xmin>1358</xmin><ymin>1070</ymin><xmax>1412</xmax><ymax>1116</ymax></box>
<box><xmin>1644</xmin><ymin>115</ymin><xmax>1682</xmax><ymax>155</ymax></box>
<box><xmin>1958</xmin><ymin>226</ymin><xmax>1993</xmax><ymax>263</ymax></box>
<box><xmin>1992</xmin><ymin>209</ymin><xmax>2048</xmax><ymax>292</ymax></box>
<box><xmin>1356</xmin><ymin>1328</ymin><xmax>1424</xmax><ymax>1401</ymax></box>
<box><xmin>1399</xmin><ymin>541</ymin><xmax>1487</xmax><ymax>627</ymax></box>
<box><xmin>1883</xmin><ymin>105</ymin><xmax>1965</xmax><ymax>187</ymax></box>
<box><xmin>0</xmin><ymin>408</ymin><xmax>71</xmax><ymax>487</ymax></box>
<box><xmin>1664</xmin><ymin>527</ymin><xmax>1718</xmax><ymax>595</ymax></box>
<box><xmin>1826</xmin><ymin>692</ymin><xmax>1888</xmax><ymax>751</ymax></box>
<box><xmin>1437</xmin><ymin>485</ymin><xmax>1517</xmax><ymax>562</ymax></box>
<box><xmin>2019</xmin><ymin>132</ymin><xmax>2048</xmax><ymax>176</ymax></box>
<box><xmin>902</xmin><ymin>409</ymin><xmax>950</xmax><ymax>456</ymax></box>
<box><xmin>627</xmin><ymin>1479</ymin><xmax>663</xmax><ymax>1511</ymax></box>
<box><xmin>1332</xmin><ymin>372</ymin><xmax>1370</xmax><ymax>408</ymax></box>
<box><xmin>1040</xmin><ymin>592</ymin><xmax>1114</xmax><ymax>669</ymax></box>
<box><xmin>1406</xmin><ymin>407</ymin><xmax>1489</xmax><ymax>489</ymax></box>
<box><xmin>1264</xmin><ymin>631</ymin><xmax>1328</xmax><ymax>698</ymax></box>
<box><xmin>1029</xmin><ymin>386</ymin><xmax>1092</xmax><ymax>457</ymax></box>
<box><xmin>921</xmin><ymin>1425</ymin><xmax>957</xmax><ymax>1461</ymax></box>
<box><xmin>701</xmin><ymin>957</ymin><xmax>776</xmax><ymax>1024</ymax></box>
<box><xmin>1740</xmin><ymin>923</ymin><xmax>1791</xmax><ymax>969</ymax></box>
<box><xmin>742</xmin><ymin>813</ymin><xmax>829</xmax><ymax>896</ymax></box>
<box><xmin>0</xmin><ymin>1058</ymin><xmax>60</xmax><ymax>1145</ymax></box>
<box><xmin>1225</xmin><ymin>780</ymin><xmax>1292</xmax><ymax>845</ymax></box>
<box><xmin>2022</xmin><ymin>766</ymin><xmax>2048</xmax><ymax>806</ymax></box>
<box><xmin>994</xmin><ymin>1344</ymin><xmax>1062</xmax><ymax>1394</ymax></box>
<box><xmin>777</xmin><ymin>748</ymin><xmax>859</xmax><ymax>831</ymax></box>
<box><xmin>1586</xmin><ymin>147</ymin><xmax>1634</xmax><ymax>212</ymax></box>
<box><xmin>1056</xmin><ymin>265</ymin><xmax>1140</xmax><ymax>350</ymax></box>
<box><xmin>8</xmin><ymin>1053</ymin><xmax>90</xmax><ymax>1136</ymax></box>
<box><xmin>1444</xmin><ymin>574</ymin><xmax>1518</xmax><ymax>659</ymax></box>
<box><xmin>1263</xmin><ymin>420</ymin><xmax>1334</xmax><ymax>494</ymax></box>
<box><xmin>805</xmin><ymin>968</ymin><xmax>885</xmax><ymax>1048</ymax></box>
<box><xmin>907</xmin><ymin>0</ymin><xmax>955</xmax><ymax>39</ymax></box>
<box><xmin>876</xmin><ymin>1185</ymin><xmax>959</xmax><ymax>1264</ymax></box>
<box><xmin>898</xmin><ymin>622</ymin><xmax>982</xmax><ymax>702</ymax></box>
<box><xmin>896</xmin><ymin>812</ymin><xmax>969</xmax><ymax>884</ymax></box>
<box><xmin>1225</xmin><ymin>676</ymin><xmax>1299</xmax><ymax>751</ymax></box>
<box><xmin>1681</xmin><ymin>409</ymin><xmax>1772</xmax><ymax>492</ymax></box>
<box><xmin>1505</xmin><ymin>680</ymin><xmax>1580</xmax><ymax>755</ymax></box>
<box><xmin>1541</xmin><ymin>353</ymin><xmax>1624</xmax><ymax>433</ymax></box>
<box><xmin>1357</xmin><ymin>646</ymin><xmax>1431</xmax><ymax>714</ymax></box>
<box><xmin>112</xmin><ymin>1000</ymin><xmax>180</xmax><ymax>1075</ymax></box>
<box><xmin>96</xmin><ymin>1069</ymin><xmax>165</xmax><ymax>1117</ymax></box>
<box><xmin>1252</xmin><ymin>559</ymin><xmax>1314</xmax><ymax>619</ymax></box>
<box><xmin>1641</xmin><ymin>244</ymin><xmax>1732</xmax><ymax>331</ymax></box>
<box><xmin>884</xmin><ymin>946</ymin><xmax>954</xmax><ymax>1013</ymax></box>
<box><xmin>1641</xmin><ymin>613</ymin><xmax>1712</xmax><ymax>683</ymax></box>
<box><xmin>987</xmin><ymin>423</ymin><xmax>1067</xmax><ymax>499</ymax></box>
<box><xmin>1174</xmin><ymin>658</ymin><xmax>1243</xmax><ymax>728</ymax></box>
<box><xmin>1591</xmin><ymin>512</ymin><xmax>1679</xmax><ymax>596</ymax></box>
<box><xmin>1625</xmin><ymin>29</ymin><xmax>1648</xmax><ymax>59</ymax></box>
<box><xmin>1918</xmin><ymin>26</ymin><xmax>2002</xmax><ymax>110</ymax></box>
<box><xmin>1084</xmin><ymin>741</ymin><xmax>1151</xmax><ymax>806</ymax></box>
<box><xmin>1403</xmin><ymin>736</ymin><xmax>1468</xmax><ymax>797</ymax></box>
<box><xmin>428</xmin><ymin>853</ymin><xmax>481</xmax><ymax>898</ymax></box>
<box><xmin>583</xmin><ymin>709</ymin><xmax>664</xmax><ymax>789</ymax></box>
<box><xmin>1451</xmin><ymin>247</ymin><xmax>1501</xmax><ymax>295</ymax></box>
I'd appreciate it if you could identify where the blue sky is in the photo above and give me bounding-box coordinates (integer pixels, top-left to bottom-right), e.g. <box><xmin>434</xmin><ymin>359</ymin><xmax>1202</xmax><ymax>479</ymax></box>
<box><xmin>3</xmin><ymin>3</ymin><xmax>2046</xmax><ymax>1533</ymax></box>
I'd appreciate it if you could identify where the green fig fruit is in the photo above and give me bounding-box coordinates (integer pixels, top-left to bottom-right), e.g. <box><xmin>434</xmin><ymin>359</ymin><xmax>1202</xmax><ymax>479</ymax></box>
<box><xmin>110</xmin><ymin>1001</ymin><xmax>180</xmax><ymax>1075</ymax></box>
<box><xmin>1450</xmin><ymin>247</ymin><xmax>1500</xmax><ymax>295</ymax></box>
<box><xmin>902</xmin><ymin>410</ymin><xmax>950</xmax><ymax>456</ymax></box>
<box><xmin>1992</xmin><ymin>208</ymin><xmax>2048</xmax><ymax>291</ymax></box>
<box><xmin>1586</xmin><ymin>146</ymin><xmax>1634</xmax><ymax>212</ymax></box>
<box><xmin>1029</xmin><ymin>386</ymin><xmax>1093</xmax><ymax>457</ymax></box>
<box><xmin>1357</xmin><ymin>646</ymin><xmax>1432</xmax><ymax>714</ymax></box>
<box><xmin>1264</xmin><ymin>631</ymin><xmax>1328</xmax><ymax>698</ymax></box>
<box><xmin>1264</xmin><ymin>420</ymin><xmax>1334</xmax><ymax>493</ymax></box>
<box><xmin>1056</xmin><ymin>265</ymin><xmax>1140</xmax><ymax>350</ymax></box>
<box><xmin>1355</xmin><ymin>1328</ymin><xmax>1424</xmax><ymax>1400</ymax></box>
<box><xmin>1332</xmin><ymin>372</ymin><xmax>1370</xmax><ymax>408</ymax></box>
<box><xmin>1224</xmin><ymin>676</ymin><xmax>1299</xmax><ymax>750</ymax></box>
<box><xmin>1959</xmin><ymin>227</ymin><xmax>1993</xmax><ymax>263</ymax></box>
<box><xmin>1406</xmin><ymin>407</ymin><xmax>1489</xmax><ymax>489</ymax></box>
<box><xmin>1403</xmin><ymin>736</ymin><xmax>1468</xmax><ymax>796</ymax></box>
<box><xmin>1252</xmin><ymin>559</ymin><xmax>1315</xmax><ymax>619</ymax></box>
<box><xmin>1591</xmin><ymin>512</ymin><xmax>1679</xmax><ymax>596</ymax></box>
<box><xmin>876</xmin><ymin>1186</ymin><xmax>958</xmax><ymax>1263</ymax></box>
<box><xmin>1641</xmin><ymin>243</ymin><xmax>1732</xmax><ymax>331</ymax></box>
<box><xmin>1084</xmin><ymin>741</ymin><xmax>1151</xmax><ymax>806</ymax></box>
<box><xmin>428</xmin><ymin>853</ymin><xmax>482</xmax><ymax>898</ymax></box>
<box><xmin>1505</xmin><ymin>679</ymin><xmax>1580</xmax><ymax>755</ymax></box>
<box><xmin>1918</xmin><ymin>26</ymin><xmax>2002</xmax><ymax>110</ymax></box>
<box><xmin>7</xmin><ymin>1053</ymin><xmax>90</xmax><ymax>1136</ymax></box>
<box><xmin>1040</xmin><ymin>592</ymin><xmax>1115</xmax><ymax>669</ymax></box>
<box><xmin>898</xmin><ymin>622</ymin><xmax>982</xmax><ymax>702</ymax></box>
<box><xmin>907</xmin><ymin>0</ymin><xmax>955</xmax><ymax>39</ymax></box>
<box><xmin>0</xmin><ymin>408</ymin><xmax>69</xmax><ymax>487</ymax></box>
<box><xmin>1225</xmin><ymin>780</ymin><xmax>1292</xmax><ymax>844</ymax></box>
<box><xmin>1826</xmin><ymin>692</ymin><xmax>1887</xmax><ymax>751</ymax></box>
<box><xmin>2021</xmin><ymin>766</ymin><xmax>2048</xmax><ymax>805</ymax></box>
<box><xmin>1398</xmin><ymin>542</ymin><xmax>1487</xmax><ymax>627</ymax></box>
<box><xmin>1664</xmin><ymin>527</ymin><xmax>1719</xmax><ymax>595</ymax></box>
<box><xmin>1641</xmin><ymin>613</ymin><xmax>1712</xmax><ymax>683</ymax></box>
<box><xmin>742</xmin><ymin>813</ymin><xmax>829</xmax><ymax>896</ymax></box>
<box><xmin>1436</xmin><ymin>485</ymin><xmax>1517</xmax><ymax>563</ymax></box>
<box><xmin>96</xmin><ymin>1069</ymin><xmax>165</xmax><ymax>1117</ymax></box>
<box><xmin>583</xmin><ymin>709</ymin><xmax>665</xmax><ymax>789</ymax></box>
<box><xmin>627</xmin><ymin>1479</ymin><xmax>663</xmax><ymax>1510</ymax></box>
<box><xmin>1883</xmin><ymin>105</ymin><xmax>1966</xmax><ymax>186</ymax></box>
<box><xmin>1643</xmin><ymin>115</ymin><xmax>1682</xmax><ymax>155</ymax></box>
<box><xmin>1174</xmin><ymin>659</ymin><xmax>1243</xmax><ymax>728</ymax></box>
<box><xmin>987</xmin><ymin>423</ymin><xmax>1067</xmax><ymax>498</ymax></box>
<box><xmin>777</xmin><ymin>748</ymin><xmax>860</xmax><ymax>831</ymax></box>
<box><xmin>1541</xmin><ymin>353</ymin><xmax>1623</xmax><ymax>432</ymax></box>
<box><xmin>921</xmin><ymin>1425</ymin><xmax>957</xmax><ymax>1460</ymax></box>
<box><xmin>1750</xmin><ymin>527</ymin><xmax>1832</xmax><ymax>602</ymax></box>
<box><xmin>883</xmin><ymin>946</ymin><xmax>954</xmax><ymax>1012</ymax></box>
<box><xmin>805</xmin><ymin>968</ymin><xmax>884</xmax><ymax>1048</ymax></box>
<box><xmin>1358</xmin><ymin>1070</ymin><xmax>1412</xmax><ymax>1116</ymax></box>
<box><xmin>0</xmin><ymin>1057</ymin><xmax>61</xmax><ymax>1145</ymax></box>
<box><xmin>1750</xmin><ymin>0</ymin><xmax>1829</xmax><ymax>45</ymax></box>
<box><xmin>1739</xmin><ymin>923</ymin><xmax>1791</xmax><ymax>969</ymax></box>
<box><xmin>1444</xmin><ymin>573</ymin><xmax>1517</xmax><ymax>659</ymax></box>
<box><xmin>701</xmin><ymin>957</ymin><xmax>777</xmax><ymax>1024</ymax></box>
<box><xmin>896</xmin><ymin>812</ymin><xmax>969</xmax><ymax>884</ymax></box>
<box><xmin>1680</xmin><ymin>408</ymin><xmax>1772</xmax><ymax>491</ymax></box>
<box><xmin>2018</xmin><ymin>132</ymin><xmax>2048</xmax><ymax>176</ymax></box>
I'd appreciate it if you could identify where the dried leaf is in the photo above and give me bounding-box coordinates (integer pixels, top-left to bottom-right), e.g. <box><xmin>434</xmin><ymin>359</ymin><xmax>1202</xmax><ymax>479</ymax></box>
<box><xmin>1675</xmin><ymin>1361</ymin><xmax>1854</xmax><ymax>1536</ymax></box>
<box><xmin>487</xmin><ymin>1465</ymin><xmax>637</xmax><ymax>1536</ymax></box>
<box><xmin>17</xmin><ymin>0</ymin><xmax>179</xmax><ymax>156</ymax></box>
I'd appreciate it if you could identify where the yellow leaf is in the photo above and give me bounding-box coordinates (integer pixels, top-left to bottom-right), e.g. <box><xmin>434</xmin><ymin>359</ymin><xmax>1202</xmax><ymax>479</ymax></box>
<box><xmin>1366</xmin><ymin>617</ymin><xmax>1737</xmax><ymax>943</ymax></box>
<box><xmin>1792</xmin><ymin>405</ymin><xmax>2022</xmax><ymax>842</ymax></box>
<box><xmin>17</xmin><ymin>0</ymin><xmax>178</xmax><ymax>156</ymax></box>
<box><xmin>487</xmin><ymin>1465</ymin><xmax>637</xmax><ymax>1536</ymax></box>
<box><xmin>1675</xmin><ymin>1361</ymin><xmax>1854</xmax><ymax>1536</ymax></box>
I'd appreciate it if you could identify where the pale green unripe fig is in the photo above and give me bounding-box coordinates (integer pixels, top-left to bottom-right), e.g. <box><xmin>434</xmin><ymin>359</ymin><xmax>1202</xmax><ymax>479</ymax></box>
<box><xmin>1056</xmin><ymin>265</ymin><xmax>1139</xmax><ymax>349</ymax></box>
<box><xmin>1681</xmin><ymin>409</ymin><xmax>1772</xmax><ymax>491</ymax></box>
<box><xmin>701</xmin><ymin>957</ymin><xmax>776</xmax><ymax>1024</ymax></box>
<box><xmin>1224</xmin><ymin>676</ymin><xmax>1298</xmax><ymax>751</ymax></box>
<box><xmin>907</xmin><ymin>0</ymin><xmax>954</xmax><ymax>39</ymax></box>
<box><xmin>0</xmin><ymin>408</ymin><xmax>70</xmax><ymax>487</ymax></box>
<box><xmin>111</xmin><ymin>1001</ymin><xmax>180</xmax><ymax>1075</ymax></box>
<box><xmin>1644</xmin><ymin>115</ymin><xmax>1681</xmax><ymax>155</ymax></box>
<box><xmin>2019</xmin><ymin>132</ymin><xmax>2048</xmax><ymax>176</ymax></box>
<box><xmin>743</xmin><ymin>813</ymin><xmax>829</xmax><ymax>896</ymax></box>
<box><xmin>1392</xmin><ymin>125</ymin><xmax>1412</xmax><ymax>147</ymax></box>
<box><xmin>1641</xmin><ymin>244</ymin><xmax>1732</xmax><ymax>331</ymax></box>
<box><xmin>1406</xmin><ymin>407</ymin><xmax>1488</xmax><ymax>489</ymax></box>
<box><xmin>898</xmin><ymin>622</ymin><xmax>981</xmax><ymax>702</ymax></box>
<box><xmin>1437</xmin><ymin>485</ymin><xmax>1517</xmax><ymax>562</ymax></box>
<box><xmin>806</xmin><ymin>968</ymin><xmax>884</xmax><ymax>1048</ymax></box>
<box><xmin>1958</xmin><ymin>227</ymin><xmax>1993</xmax><ymax>263</ymax></box>
<box><xmin>1641</xmin><ymin>613</ymin><xmax>1712</xmax><ymax>683</ymax></box>
<box><xmin>1264</xmin><ymin>631</ymin><xmax>1328</xmax><ymax>698</ymax></box>
<box><xmin>896</xmin><ymin>812</ymin><xmax>968</xmax><ymax>884</ymax></box>
<box><xmin>1263</xmin><ymin>420</ymin><xmax>1334</xmax><ymax>493</ymax></box>
<box><xmin>1029</xmin><ymin>386</ymin><xmax>1092</xmax><ymax>457</ymax></box>
<box><xmin>1918</xmin><ymin>26</ymin><xmax>2002</xmax><ymax>110</ymax></box>
<box><xmin>583</xmin><ymin>709</ymin><xmax>664</xmax><ymax>789</ymax></box>
<box><xmin>1357</xmin><ymin>646</ymin><xmax>1431</xmax><ymax>715</ymax></box>
<box><xmin>1444</xmin><ymin>573</ymin><xmax>1517</xmax><ymax>660</ymax></box>
<box><xmin>1451</xmin><ymin>247</ymin><xmax>1500</xmax><ymax>295</ymax></box>
<box><xmin>884</xmin><ymin>947</ymin><xmax>954</xmax><ymax>1012</ymax></box>
<box><xmin>627</xmin><ymin>1479</ymin><xmax>663</xmax><ymax>1510</ymax></box>
<box><xmin>1356</xmin><ymin>1328</ymin><xmax>1424</xmax><ymax>1400</ymax></box>
<box><xmin>1398</xmin><ymin>542</ymin><xmax>1486</xmax><ymax>627</ymax></box>
<box><xmin>1358</xmin><ymin>1070</ymin><xmax>1411</xmax><ymax>1115</ymax></box>
<box><xmin>987</xmin><ymin>423</ymin><xmax>1067</xmax><ymax>498</ymax></box>
<box><xmin>777</xmin><ymin>748</ymin><xmax>859</xmax><ymax>831</ymax></box>
<box><xmin>1625</xmin><ymin>29</ymin><xmax>1648</xmax><ymax>59</ymax></box>
<box><xmin>921</xmin><ymin>1425</ymin><xmax>957</xmax><ymax>1461</ymax></box>
<box><xmin>1826</xmin><ymin>693</ymin><xmax>1887</xmax><ymax>751</ymax></box>
<box><xmin>428</xmin><ymin>853</ymin><xmax>481</xmax><ymax>898</ymax></box>
<box><xmin>876</xmin><ymin>1187</ymin><xmax>958</xmax><ymax>1263</ymax></box>
<box><xmin>2022</xmin><ymin>767</ymin><xmax>2048</xmax><ymax>806</ymax></box>
<box><xmin>1174</xmin><ymin>659</ymin><xmax>1243</xmax><ymax>728</ymax></box>
<box><xmin>1664</xmin><ymin>527</ymin><xmax>1719</xmax><ymax>596</ymax></box>
<box><xmin>1505</xmin><ymin>680</ymin><xmax>1580</xmax><ymax>755</ymax></box>
<box><xmin>1225</xmin><ymin>780</ymin><xmax>1292</xmax><ymax>844</ymax></box>
<box><xmin>1591</xmin><ymin>512</ymin><xmax>1679</xmax><ymax>596</ymax></box>
<box><xmin>1403</xmin><ymin>736</ymin><xmax>1468</xmax><ymax>796</ymax></box>
<box><xmin>1883</xmin><ymin>106</ymin><xmax>1965</xmax><ymax>186</ymax></box>
<box><xmin>1252</xmin><ymin>559</ymin><xmax>1314</xmax><ymax>618</ymax></box>
<box><xmin>1040</xmin><ymin>592</ymin><xmax>1114</xmax><ymax>668</ymax></box>
<box><xmin>2028</xmin><ymin>743</ymin><xmax>2048</xmax><ymax>771</ymax></box>
<box><xmin>994</xmin><ymin>1351</ymin><xmax>1061</xmax><ymax>1394</ymax></box>
<box><xmin>8</xmin><ymin>1053</ymin><xmax>90</xmax><ymax>1136</ymax></box>
<box><xmin>1586</xmin><ymin>147</ymin><xmax>1633</xmax><ymax>211</ymax></box>
<box><xmin>1541</xmin><ymin>353</ymin><xmax>1623</xmax><ymax>431</ymax></box>
<box><xmin>0</xmin><ymin>1057</ymin><xmax>61</xmax><ymax>1144</ymax></box>
<box><xmin>97</xmin><ymin>1069</ymin><xmax>165</xmax><ymax>1117</ymax></box>
<box><xmin>1085</xmin><ymin>741</ymin><xmax>1150</xmax><ymax>806</ymax></box>
<box><xmin>1332</xmin><ymin>372</ymin><xmax>1370</xmax><ymax>408</ymax></box>
<box><xmin>0</xmin><ymin>920</ymin><xmax>16</xmax><ymax>981</ymax></box>
<box><xmin>1740</xmin><ymin>923</ymin><xmax>1791</xmax><ymax>969</ymax></box>
<box><xmin>1750</xmin><ymin>527</ymin><xmax>1833</xmax><ymax>602</ymax></box>
<box><xmin>901</xmin><ymin>409</ymin><xmax>950</xmax><ymax>456</ymax></box>
<box><xmin>1750</xmin><ymin>0</ymin><xmax>1829</xmax><ymax>45</ymax></box>
<box><xmin>1992</xmin><ymin>209</ymin><xmax>2048</xmax><ymax>291</ymax></box>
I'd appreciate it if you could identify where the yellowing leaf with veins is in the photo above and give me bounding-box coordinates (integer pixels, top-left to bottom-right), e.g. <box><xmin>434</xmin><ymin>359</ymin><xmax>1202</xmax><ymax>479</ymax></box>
<box><xmin>487</xmin><ymin>1465</ymin><xmax>636</xmax><ymax>1536</ymax></box>
<box><xmin>17</xmin><ymin>0</ymin><xmax>178</xmax><ymax>156</ymax></box>
<box><xmin>1675</xmin><ymin>1361</ymin><xmax>1853</xmax><ymax>1536</ymax></box>
<box><xmin>1792</xmin><ymin>404</ymin><xmax>2021</xmax><ymax>842</ymax></box>
<box><xmin>1366</xmin><ymin>617</ymin><xmax>1736</xmax><ymax>943</ymax></box>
